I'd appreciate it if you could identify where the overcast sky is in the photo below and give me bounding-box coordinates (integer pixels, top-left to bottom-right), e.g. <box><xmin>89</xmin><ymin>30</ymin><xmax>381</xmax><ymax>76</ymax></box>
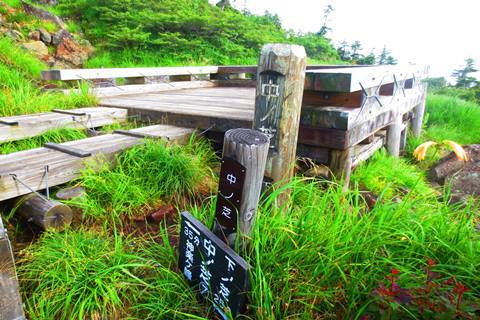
<box><xmin>211</xmin><ymin>0</ymin><xmax>480</xmax><ymax>80</ymax></box>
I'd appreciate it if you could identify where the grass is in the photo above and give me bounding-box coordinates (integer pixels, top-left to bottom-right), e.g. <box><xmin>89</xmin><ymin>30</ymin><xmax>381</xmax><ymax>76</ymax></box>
<box><xmin>245</xmin><ymin>178</ymin><xmax>479</xmax><ymax>319</ymax></box>
<box><xmin>421</xmin><ymin>94</ymin><xmax>480</xmax><ymax>145</ymax></box>
<box><xmin>77</xmin><ymin>137</ymin><xmax>216</xmax><ymax>223</ymax></box>
<box><xmin>351</xmin><ymin>149</ymin><xmax>435</xmax><ymax>200</ymax></box>
<box><xmin>0</xmin><ymin>128</ymin><xmax>88</xmax><ymax>154</ymax></box>
<box><xmin>18</xmin><ymin>228</ymin><xmax>150</xmax><ymax>320</ymax></box>
<box><xmin>0</xmin><ymin>36</ymin><xmax>97</xmax><ymax>116</ymax></box>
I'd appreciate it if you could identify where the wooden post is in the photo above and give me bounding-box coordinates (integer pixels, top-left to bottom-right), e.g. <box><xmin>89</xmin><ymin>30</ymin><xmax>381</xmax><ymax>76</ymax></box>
<box><xmin>213</xmin><ymin>128</ymin><xmax>269</xmax><ymax>247</ymax></box>
<box><xmin>0</xmin><ymin>217</ymin><xmax>26</xmax><ymax>320</ymax></box>
<box><xmin>411</xmin><ymin>98</ymin><xmax>426</xmax><ymax>137</ymax></box>
<box><xmin>14</xmin><ymin>193</ymin><xmax>72</xmax><ymax>230</ymax></box>
<box><xmin>253</xmin><ymin>43</ymin><xmax>307</xmax><ymax>192</ymax></box>
<box><xmin>330</xmin><ymin>147</ymin><xmax>353</xmax><ymax>191</ymax></box>
<box><xmin>386</xmin><ymin>114</ymin><xmax>403</xmax><ymax>157</ymax></box>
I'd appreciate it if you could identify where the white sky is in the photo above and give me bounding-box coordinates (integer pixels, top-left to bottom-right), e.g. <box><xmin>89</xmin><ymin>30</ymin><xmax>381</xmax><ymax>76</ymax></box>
<box><xmin>211</xmin><ymin>0</ymin><xmax>480</xmax><ymax>80</ymax></box>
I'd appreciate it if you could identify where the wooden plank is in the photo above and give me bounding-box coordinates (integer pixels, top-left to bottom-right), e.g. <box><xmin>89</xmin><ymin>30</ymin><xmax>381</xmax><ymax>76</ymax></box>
<box><xmin>302</xmin><ymin>90</ymin><xmax>365</xmax><ymax>108</ymax></box>
<box><xmin>305</xmin><ymin>65</ymin><xmax>429</xmax><ymax>92</ymax></box>
<box><xmin>63</xmin><ymin>81</ymin><xmax>216</xmax><ymax>98</ymax></box>
<box><xmin>0</xmin><ymin>107</ymin><xmax>127</xmax><ymax>145</ymax></box>
<box><xmin>42</xmin><ymin>66</ymin><xmax>219</xmax><ymax>81</ymax></box>
<box><xmin>0</xmin><ymin>125</ymin><xmax>194</xmax><ymax>201</ymax></box>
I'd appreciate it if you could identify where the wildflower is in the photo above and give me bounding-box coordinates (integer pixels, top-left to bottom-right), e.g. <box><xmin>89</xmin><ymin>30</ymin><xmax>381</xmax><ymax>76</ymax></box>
<box><xmin>413</xmin><ymin>141</ymin><xmax>437</xmax><ymax>161</ymax></box>
<box><xmin>443</xmin><ymin>140</ymin><xmax>469</xmax><ymax>161</ymax></box>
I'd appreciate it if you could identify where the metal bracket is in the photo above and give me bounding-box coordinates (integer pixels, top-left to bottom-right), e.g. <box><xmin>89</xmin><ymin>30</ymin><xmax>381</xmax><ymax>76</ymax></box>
<box><xmin>113</xmin><ymin>130</ymin><xmax>151</xmax><ymax>139</ymax></box>
<box><xmin>44</xmin><ymin>142</ymin><xmax>92</xmax><ymax>158</ymax></box>
<box><xmin>52</xmin><ymin>109</ymin><xmax>87</xmax><ymax>116</ymax></box>
<box><xmin>0</xmin><ymin>119</ymin><xmax>19</xmax><ymax>126</ymax></box>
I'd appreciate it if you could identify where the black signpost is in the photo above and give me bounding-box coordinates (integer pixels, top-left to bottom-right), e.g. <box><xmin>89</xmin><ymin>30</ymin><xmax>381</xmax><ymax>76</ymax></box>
<box><xmin>214</xmin><ymin>157</ymin><xmax>246</xmax><ymax>241</ymax></box>
<box><xmin>179</xmin><ymin>211</ymin><xmax>250</xmax><ymax>319</ymax></box>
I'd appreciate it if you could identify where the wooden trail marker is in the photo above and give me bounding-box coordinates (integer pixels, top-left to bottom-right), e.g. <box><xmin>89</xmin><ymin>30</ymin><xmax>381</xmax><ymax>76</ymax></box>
<box><xmin>179</xmin><ymin>211</ymin><xmax>250</xmax><ymax>320</ymax></box>
<box><xmin>214</xmin><ymin>128</ymin><xmax>269</xmax><ymax>247</ymax></box>
<box><xmin>0</xmin><ymin>217</ymin><xmax>26</xmax><ymax>320</ymax></box>
<box><xmin>253</xmin><ymin>43</ymin><xmax>307</xmax><ymax>190</ymax></box>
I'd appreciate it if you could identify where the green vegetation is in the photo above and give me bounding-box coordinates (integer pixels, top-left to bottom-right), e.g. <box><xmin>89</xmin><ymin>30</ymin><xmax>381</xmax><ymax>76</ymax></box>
<box><xmin>55</xmin><ymin>0</ymin><xmax>341</xmax><ymax>67</ymax></box>
<box><xmin>0</xmin><ymin>36</ymin><xmax>97</xmax><ymax>116</ymax></box>
<box><xmin>78</xmin><ymin>137</ymin><xmax>216</xmax><ymax>223</ymax></box>
<box><xmin>0</xmin><ymin>128</ymin><xmax>88</xmax><ymax>154</ymax></box>
<box><xmin>351</xmin><ymin>149</ymin><xmax>434</xmax><ymax>200</ymax></box>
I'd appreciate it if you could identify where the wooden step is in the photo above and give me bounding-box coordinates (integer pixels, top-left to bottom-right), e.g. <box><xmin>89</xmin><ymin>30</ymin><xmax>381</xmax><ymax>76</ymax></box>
<box><xmin>0</xmin><ymin>125</ymin><xmax>193</xmax><ymax>201</ymax></box>
<box><xmin>0</xmin><ymin>107</ymin><xmax>127</xmax><ymax>145</ymax></box>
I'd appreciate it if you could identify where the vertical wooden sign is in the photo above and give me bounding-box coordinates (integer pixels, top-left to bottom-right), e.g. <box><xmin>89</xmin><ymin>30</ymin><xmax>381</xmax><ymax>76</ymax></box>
<box><xmin>213</xmin><ymin>129</ymin><xmax>269</xmax><ymax>247</ymax></box>
<box><xmin>253</xmin><ymin>44</ymin><xmax>307</xmax><ymax>192</ymax></box>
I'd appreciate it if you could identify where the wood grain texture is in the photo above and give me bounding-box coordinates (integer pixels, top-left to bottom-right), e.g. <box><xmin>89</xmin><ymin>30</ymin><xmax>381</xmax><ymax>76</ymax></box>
<box><xmin>14</xmin><ymin>193</ymin><xmax>73</xmax><ymax>230</ymax></box>
<box><xmin>0</xmin><ymin>125</ymin><xmax>194</xmax><ymax>201</ymax></box>
<box><xmin>386</xmin><ymin>114</ymin><xmax>403</xmax><ymax>157</ymax></box>
<box><xmin>0</xmin><ymin>107</ymin><xmax>127</xmax><ymax>146</ymax></box>
<box><xmin>253</xmin><ymin>44</ymin><xmax>307</xmax><ymax>186</ymax></box>
<box><xmin>218</xmin><ymin>128</ymin><xmax>269</xmax><ymax>246</ymax></box>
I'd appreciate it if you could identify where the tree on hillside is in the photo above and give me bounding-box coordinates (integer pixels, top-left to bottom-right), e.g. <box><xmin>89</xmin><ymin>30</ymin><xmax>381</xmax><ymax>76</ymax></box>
<box><xmin>317</xmin><ymin>4</ymin><xmax>334</xmax><ymax>37</ymax></box>
<box><xmin>356</xmin><ymin>50</ymin><xmax>376</xmax><ymax>65</ymax></box>
<box><xmin>337</xmin><ymin>40</ymin><xmax>350</xmax><ymax>61</ymax></box>
<box><xmin>378</xmin><ymin>46</ymin><xmax>397</xmax><ymax>65</ymax></box>
<box><xmin>350</xmin><ymin>40</ymin><xmax>362</xmax><ymax>61</ymax></box>
<box><xmin>452</xmin><ymin>58</ymin><xmax>478</xmax><ymax>88</ymax></box>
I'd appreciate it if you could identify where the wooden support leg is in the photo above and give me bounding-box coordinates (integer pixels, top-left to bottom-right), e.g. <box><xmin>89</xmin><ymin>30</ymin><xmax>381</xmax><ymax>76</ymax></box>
<box><xmin>411</xmin><ymin>99</ymin><xmax>426</xmax><ymax>137</ymax></box>
<box><xmin>400</xmin><ymin>124</ymin><xmax>408</xmax><ymax>151</ymax></box>
<box><xmin>0</xmin><ymin>217</ymin><xmax>25</xmax><ymax>320</ymax></box>
<box><xmin>386</xmin><ymin>115</ymin><xmax>403</xmax><ymax>157</ymax></box>
<box><xmin>14</xmin><ymin>193</ymin><xmax>73</xmax><ymax>230</ymax></box>
<box><xmin>330</xmin><ymin>147</ymin><xmax>353</xmax><ymax>191</ymax></box>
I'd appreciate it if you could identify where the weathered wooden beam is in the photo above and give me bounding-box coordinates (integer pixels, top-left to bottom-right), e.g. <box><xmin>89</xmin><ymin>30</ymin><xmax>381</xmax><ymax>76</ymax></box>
<box><xmin>0</xmin><ymin>125</ymin><xmax>194</xmax><ymax>201</ymax></box>
<box><xmin>0</xmin><ymin>217</ymin><xmax>25</xmax><ymax>320</ymax></box>
<box><xmin>302</xmin><ymin>90</ymin><xmax>365</xmax><ymax>108</ymax></box>
<box><xmin>411</xmin><ymin>90</ymin><xmax>427</xmax><ymax>137</ymax></box>
<box><xmin>305</xmin><ymin>65</ymin><xmax>429</xmax><ymax>92</ymax></box>
<box><xmin>63</xmin><ymin>81</ymin><xmax>216</xmax><ymax>98</ymax></box>
<box><xmin>253</xmin><ymin>43</ymin><xmax>307</xmax><ymax>191</ymax></box>
<box><xmin>0</xmin><ymin>107</ymin><xmax>127</xmax><ymax>145</ymax></box>
<box><xmin>214</xmin><ymin>128</ymin><xmax>269</xmax><ymax>247</ymax></box>
<box><xmin>14</xmin><ymin>193</ymin><xmax>73</xmax><ymax>230</ymax></box>
<box><xmin>41</xmin><ymin>66</ymin><xmax>219</xmax><ymax>81</ymax></box>
<box><xmin>330</xmin><ymin>147</ymin><xmax>353</xmax><ymax>190</ymax></box>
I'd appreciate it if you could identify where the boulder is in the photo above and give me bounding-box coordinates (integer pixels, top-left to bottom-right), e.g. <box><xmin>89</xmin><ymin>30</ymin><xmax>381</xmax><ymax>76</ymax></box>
<box><xmin>21</xmin><ymin>41</ymin><xmax>48</xmax><ymax>59</ymax></box>
<box><xmin>32</xmin><ymin>0</ymin><xmax>58</xmax><ymax>5</ymax></box>
<box><xmin>54</xmin><ymin>30</ymin><xmax>94</xmax><ymax>67</ymax></box>
<box><xmin>28</xmin><ymin>30</ymin><xmax>41</xmax><ymax>41</ymax></box>
<box><xmin>430</xmin><ymin>144</ymin><xmax>480</xmax><ymax>204</ymax></box>
<box><xmin>38</xmin><ymin>28</ymin><xmax>51</xmax><ymax>44</ymax></box>
<box><xmin>52</xmin><ymin>29</ymin><xmax>72</xmax><ymax>46</ymax></box>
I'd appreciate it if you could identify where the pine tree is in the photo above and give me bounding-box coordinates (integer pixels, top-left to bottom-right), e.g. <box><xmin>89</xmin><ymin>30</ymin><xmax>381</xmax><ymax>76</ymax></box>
<box><xmin>452</xmin><ymin>58</ymin><xmax>478</xmax><ymax>88</ymax></box>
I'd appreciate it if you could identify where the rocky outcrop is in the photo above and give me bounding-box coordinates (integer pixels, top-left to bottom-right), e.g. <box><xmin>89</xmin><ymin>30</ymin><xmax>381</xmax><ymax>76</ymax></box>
<box><xmin>430</xmin><ymin>144</ymin><xmax>480</xmax><ymax>204</ymax></box>
<box><xmin>1</xmin><ymin>2</ymin><xmax>95</xmax><ymax>68</ymax></box>
<box><xmin>22</xmin><ymin>1</ymin><xmax>66</xmax><ymax>29</ymax></box>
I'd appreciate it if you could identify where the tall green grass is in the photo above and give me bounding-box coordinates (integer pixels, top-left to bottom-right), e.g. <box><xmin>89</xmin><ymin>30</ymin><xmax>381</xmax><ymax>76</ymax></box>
<box><xmin>0</xmin><ymin>37</ymin><xmax>97</xmax><ymax>116</ymax></box>
<box><xmin>422</xmin><ymin>94</ymin><xmax>480</xmax><ymax>145</ymax></box>
<box><xmin>246</xmin><ymin>178</ymin><xmax>479</xmax><ymax>319</ymax></box>
<box><xmin>78</xmin><ymin>137</ymin><xmax>216</xmax><ymax>222</ymax></box>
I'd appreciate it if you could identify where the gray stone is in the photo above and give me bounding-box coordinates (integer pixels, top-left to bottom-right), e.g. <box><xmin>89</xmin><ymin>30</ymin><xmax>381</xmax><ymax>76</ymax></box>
<box><xmin>5</xmin><ymin>29</ymin><xmax>23</xmax><ymax>41</ymax></box>
<box><xmin>52</xmin><ymin>29</ymin><xmax>72</xmax><ymax>46</ymax></box>
<box><xmin>38</xmin><ymin>27</ymin><xmax>51</xmax><ymax>44</ymax></box>
<box><xmin>21</xmin><ymin>41</ymin><xmax>48</xmax><ymax>59</ymax></box>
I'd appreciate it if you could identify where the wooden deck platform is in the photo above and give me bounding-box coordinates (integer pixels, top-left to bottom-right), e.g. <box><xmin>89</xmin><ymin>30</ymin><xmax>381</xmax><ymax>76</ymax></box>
<box><xmin>0</xmin><ymin>107</ymin><xmax>127</xmax><ymax>145</ymax></box>
<box><xmin>0</xmin><ymin>125</ymin><xmax>193</xmax><ymax>201</ymax></box>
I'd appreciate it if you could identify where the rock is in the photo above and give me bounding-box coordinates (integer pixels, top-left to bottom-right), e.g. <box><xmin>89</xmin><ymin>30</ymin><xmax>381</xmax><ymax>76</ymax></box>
<box><xmin>38</xmin><ymin>28</ymin><xmax>51</xmax><ymax>44</ymax></box>
<box><xmin>55</xmin><ymin>31</ymin><xmax>94</xmax><ymax>67</ymax></box>
<box><xmin>22</xmin><ymin>1</ymin><xmax>66</xmax><ymax>29</ymax></box>
<box><xmin>21</xmin><ymin>41</ymin><xmax>48</xmax><ymax>59</ymax></box>
<box><xmin>430</xmin><ymin>144</ymin><xmax>480</xmax><ymax>204</ymax></box>
<box><xmin>5</xmin><ymin>29</ymin><xmax>23</xmax><ymax>41</ymax></box>
<box><xmin>52</xmin><ymin>29</ymin><xmax>72</xmax><ymax>46</ymax></box>
<box><xmin>28</xmin><ymin>30</ymin><xmax>41</xmax><ymax>41</ymax></box>
<box><xmin>32</xmin><ymin>0</ymin><xmax>57</xmax><ymax>5</ymax></box>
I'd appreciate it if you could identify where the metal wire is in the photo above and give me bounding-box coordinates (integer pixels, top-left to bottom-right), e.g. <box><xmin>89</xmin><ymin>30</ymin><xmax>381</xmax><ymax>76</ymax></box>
<box><xmin>10</xmin><ymin>173</ymin><xmax>49</xmax><ymax>202</ymax></box>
